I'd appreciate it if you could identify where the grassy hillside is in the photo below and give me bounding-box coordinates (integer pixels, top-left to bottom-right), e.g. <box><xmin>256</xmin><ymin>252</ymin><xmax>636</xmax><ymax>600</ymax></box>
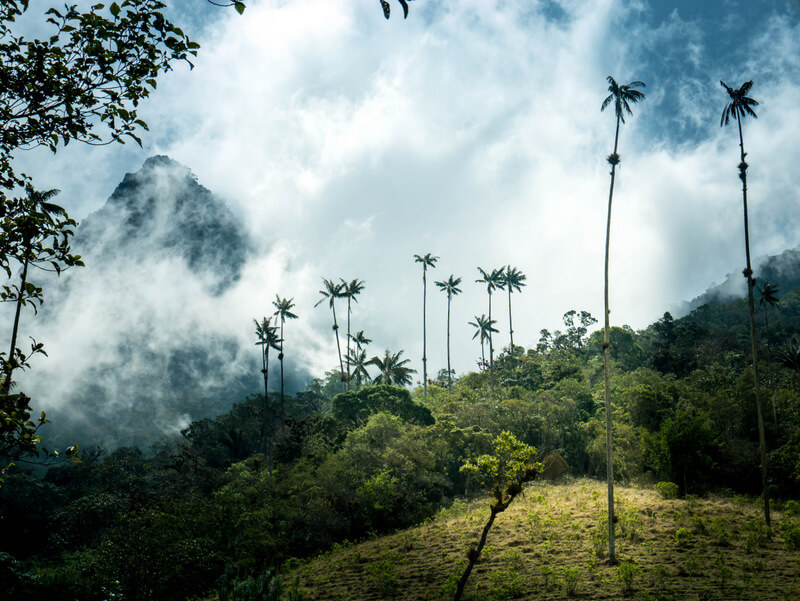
<box><xmin>286</xmin><ymin>478</ymin><xmax>800</xmax><ymax>601</ymax></box>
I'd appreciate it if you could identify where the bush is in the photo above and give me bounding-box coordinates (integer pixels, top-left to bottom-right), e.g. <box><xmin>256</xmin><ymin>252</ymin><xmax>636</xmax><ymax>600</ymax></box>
<box><xmin>783</xmin><ymin>520</ymin><xmax>800</xmax><ymax>551</ymax></box>
<box><xmin>675</xmin><ymin>527</ymin><xmax>693</xmax><ymax>548</ymax></box>
<box><xmin>655</xmin><ymin>482</ymin><xmax>679</xmax><ymax>499</ymax></box>
<box><xmin>616</xmin><ymin>562</ymin><xmax>641</xmax><ymax>595</ymax></box>
<box><xmin>218</xmin><ymin>568</ymin><xmax>284</xmax><ymax>601</ymax></box>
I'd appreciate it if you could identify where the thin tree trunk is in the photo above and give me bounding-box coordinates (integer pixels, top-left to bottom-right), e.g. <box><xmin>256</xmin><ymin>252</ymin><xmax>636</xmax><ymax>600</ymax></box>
<box><xmin>3</xmin><ymin>254</ymin><xmax>29</xmax><ymax>396</ymax></box>
<box><xmin>763</xmin><ymin>306</ymin><xmax>777</xmax><ymax>426</ymax></box>
<box><xmin>346</xmin><ymin>297</ymin><xmax>352</xmax><ymax>390</ymax></box>
<box><xmin>331</xmin><ymin>303</ymin><xmax>345</xmax><ymax>384</ymax></box>
<box><xmin>507</xmin><ymin>288</ymin><xmax>514</xmax><ymax>349</ymax></box>
<box><xmin>423</xmin><ymin>268</ymin><xmax>428</xmax><ymax>403</ymax></box>
<box><xmin>280</xmin><ymin>317</ymin><xmax>285</xmax><ymax>423</ymax></box>
<box><xmin>454</xmin><ymin>507</ymin><xmax>499</xmax><ymax>601</ymax></box>
<box><xmin>447</xmin><ymin>294</ymin><xmax>452</xmax><ymax>392</ymax></box>
<box><xmin>488</xmin><ymin>292</ymin><xmax>494</xmax><ymax>394</ymax></box>
<box><xmin>602</xmin><ymin>114</ymin><xmax>621</xmax><ymax>564</ymax></box>
<box><xmin>738</xmin><ymin>113</ymin><xmax>770</xmax><ymax>528</ymax></box>
<box><xmin>261</xmin><ymin>345</ymin><xmax>273</xmax><ymax>475</ymax></box>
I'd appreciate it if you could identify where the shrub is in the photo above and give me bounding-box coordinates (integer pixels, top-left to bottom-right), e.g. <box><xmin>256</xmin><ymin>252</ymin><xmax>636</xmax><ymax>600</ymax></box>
<box><xmin>675</xmin><ymin>527</ymin><xmax>693</xmax><ymax>548</ymax></box>
<box><xmin>783</xmin><ymin>520</ymin><xmax>800</xmax><ymax>551</ymax></box>
<box><xmin>655</xmin><ymin>482</ymin><xmax>679</xmax><ymax>499</ymax></box>
<box><xmin>218</xmin><ymin>568</ymin><xmax>284</xmax><ymax>601</ymax></box>
<box><xmin>742</xmin><ymin>518</ymin><xmax>770</xmax><ymax>553</ymax></box>
<box><xmin>366</xmin><ymin>558</ymin><xmax>399</xmax><ymax>596</ymax></box>
<box><xmin>616</xmin><ymin>561</ymin><xmax>641</xmax><ymax>595</ymax></box>
<box><xmin>561</xmin><ymin>566</ymin><xmax>582</xmax><ymax>597</ymax></box>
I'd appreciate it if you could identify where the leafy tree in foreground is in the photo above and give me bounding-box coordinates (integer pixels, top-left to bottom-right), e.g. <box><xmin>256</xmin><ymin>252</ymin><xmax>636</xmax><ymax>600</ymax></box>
<box><xmin>757</xmin><ymin>281</ymin><xmax>779</xmax><ymax>425</ymax></box>
<box><xmin>315</xmin><ymin>278</ymin><xmax>346</xmax><ymax>382</ymax></box>
<box><xmin>721</xmin><ymin>79</ymin><xmax>770</xmax><ymax>527</ymax></box>
<box><xmin>254</xmin><ymin>316</ymin><xmax>281</xmax><ymax>473</ymax></box>
<box><xmin>600</xmin><ymin>74</ymin><xmax>645</xmax><ymax>562</ymax></box>
<box><xmin>272</xmin><ymin>295</ymin><xmax>298</xmax><ymax>419</ymax></box>
<box><xmin>454</xmin><ymin>431</ymin><xmax>541</xmax><ymax>601</ymax></box>
<box><xmin>414</xmin><ymin>253</ymin><xmax>438</xmax><ymax>403</ymax></box>
<box><xmin>476</xmin><ymin>267</ymin><xmax>504</xmax><ymax>393</ymax></box>
<box><xmin>435</xmin><ymin>275</ymin><xmax>462</xmax><ymax>392</ymax></box>
<box><xmin>500</xmin><ymin>265</ymin><xmax>526</xmax><ymax>349</ymax></box>
<box><xmin>367</xmin><ymin>350</ymin><xmax>416</xmax><ymax>386</ymax></box>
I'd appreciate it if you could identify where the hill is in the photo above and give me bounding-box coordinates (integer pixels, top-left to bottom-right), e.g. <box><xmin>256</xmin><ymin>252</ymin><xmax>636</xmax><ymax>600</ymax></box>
<box><xmin>287</xmin><ymin>478</ymin><xmax>800</xmax><ymax>601</ymax></box>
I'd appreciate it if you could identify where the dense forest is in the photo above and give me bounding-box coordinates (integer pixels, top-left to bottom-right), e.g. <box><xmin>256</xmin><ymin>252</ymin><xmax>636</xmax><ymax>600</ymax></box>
<box><xmin>2</xmin><ymin>284</ymin><xmax>799</xmax><ymax>599</ymax></box>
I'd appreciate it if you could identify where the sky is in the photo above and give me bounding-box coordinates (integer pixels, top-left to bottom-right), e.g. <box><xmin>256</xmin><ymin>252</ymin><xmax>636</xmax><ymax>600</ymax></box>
<box><xmin>8</xmin><ymin>0</ymin><xmax>800</xmax><ymax>417</ymax></box>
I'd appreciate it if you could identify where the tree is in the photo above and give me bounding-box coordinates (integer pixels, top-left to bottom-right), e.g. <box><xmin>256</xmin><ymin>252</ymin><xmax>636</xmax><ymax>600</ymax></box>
<box><xmin>254</xmin><ymin>316</ymin><xmax>281</xmax><ymax>474</ymax></box>
<box><xmin>757</xmin><ymin>281</ymin><xmax>779</xmax><ymax>425</ymax></box>
<box><xmin>499</xmin><ymin>265</ymin><xmax>526</xmax><ymax>349</ymax></box>
<box><xmin>340</xmin><ymin>278</ymin><xmax>365</xmax><ymax>388</ymax></box>
<box><xmin>315</xmin><ymin>278</ymin><xmax>346</xmax><ymax>382</ymax></box>
<box><xmin>434</xmin><ymin>275</ymin><xmax>462</xmax><ymax>392</ymax></box>
<box><xmin>0</xmin><ymin>0</ymin><xmax>200</xmax><ymax>189</ymax></box>
<box><xmin>367</xmin><ymin>350</ymin><xmax>416</xmax><ymax>387</ymax></box>
<box><xmin>272</xmin><ymin>295</ymin><xmax>298</xmax><ymax>419</ymax></box>
<box><xmin>455</xmin><ymin>431</ymin><xmax>541</xmax><ymax>601</ymax></box>
<box><xmin>720</xmin><ymin>79</ymin><xmax>770</xmax><ymax>527</ymax></box>
<box><xmin>475</xmin><ymin>267</ymin><xmax>504</xmax><ymax>393</ymax></box>
<box><xmin>468</xmin><ymin>314</ymin><xmax>497</xmax><ymax>374</ymax></box>
<box><xmin>600</xmin><ymin>75</ymin><xmax>646</xmax><ymax>562</ymax></box>
<box><xmin>414</xmin><ymin>253</ymin><xmax>438</xmax><ymax>403</ymax></box>
<box><xmin>349</xmin><ymin>330</ymin><xmax>372</xmax><ymax>390</ymax></box>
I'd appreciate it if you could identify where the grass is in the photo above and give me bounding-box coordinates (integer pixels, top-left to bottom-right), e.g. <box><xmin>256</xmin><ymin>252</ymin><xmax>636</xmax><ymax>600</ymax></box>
<box><xmin>284</xmin><ymin>478</ymin><xmax>800</xmax><ymax>600</ymax></box>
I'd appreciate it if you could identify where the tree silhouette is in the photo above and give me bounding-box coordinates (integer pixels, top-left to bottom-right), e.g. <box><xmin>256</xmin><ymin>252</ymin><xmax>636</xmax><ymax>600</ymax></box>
<box><xmin>367</xmin><ymin>350</ymin><xmax>416</xmax><ymax>386</ymax></box>
<box><xmin>315</xmin><ymin>278</ymin><xmax>346</xmax><ymax>382</ymax></box>
<box><xmin>435</xmin><ymin>275</ymin><xmax>462</xmax><ymax>392</ymax></box>
<box><xmin>414</xmin><ymin>253</ymin><xmax>438</xmax><ymax>403</ymax></box>
<box><xmin>469</xmin><ymin>314</ymin><xmax>497</xmax><ymax>376</ymax></box>
<box><xmin>272</xmin><ymin>295</ymin><xmax>298</xmax><ymax>421</ymax></box>
<box><xmin>345</xmin><ymin>347</ymin><xmax>370</xmax><ymax>390</ymax></box>
<box><xmin>721</xmin><ymin>79</ymin><xmax>770</xmax><ymax>528</ymax></box>
<box><xmin>600</xmin><ymin>75</ymin><xmax>646</xmax><ymax>562</ymax></box>
<box><xmin>499</xmin><ymin>265</ymin><xmax>526</xmax><ymax>349</ymax></box>
<box><xmin>254</xmin><ymin>316</ymin><xmax>281</xmax><ymax>474</ymax></box>
<box><xmin>757</xmin><ymin>281</ymin><xmax>779</xmax><ymax>426</ymax></box>
<box><xmin>340</xmin><ymin>278</ymin><xmax>365</xmax><ymax>389</ymax></box>
<box><xmin>476</xmin><ymin>267</ymin><xmax>505</xmax><ymax>393</ymax></box>
<box><xmin>379</xmin><ymin>0</ymin><xmax>411</xmax><ymax>19</ymax></box>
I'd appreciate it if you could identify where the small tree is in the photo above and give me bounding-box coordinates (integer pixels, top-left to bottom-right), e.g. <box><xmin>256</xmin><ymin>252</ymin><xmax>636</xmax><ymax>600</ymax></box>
<box><xmin>455</xmin><ymin>431</ymin><xmax>541</xmax><ymax>601</ymax></box>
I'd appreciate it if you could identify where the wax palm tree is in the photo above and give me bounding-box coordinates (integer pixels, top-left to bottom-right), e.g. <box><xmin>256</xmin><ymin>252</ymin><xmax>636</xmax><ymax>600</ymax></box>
<box><xmin>469</xmin><ymin>314</ymin><xmax>497</xmax><ymax>375</ymax></box>
<box><xmin>315</xmin><ymin>278</ymin><xmax>346</xmax><ymax>381</ymax></box>
<box><xmin>757</xmin><ymin>281</ymin><xmax>779</xmax><ymax>426</ymax></box>
<box><xmin>476</xmin><ymin>267</ymin><xmax>505</xmax><ymax>393</ymax></box>
<box><xmin>254</xmin><ymin>316</ymin><xmax>282</xmax><ymax>474</ymax></box>
<box><xmin>367</xmin><ymin>349</ymin><xmax>416</xmax><ymax>386</ymax></box>
<box><xmin>500</xmin><ymin>265</ymin><xmax>527</xmax><ymax>349</ymax></box>
<box><xmin>346</xmin><ymin>347</ymin><xmax>370</xmax><ymax>390</ymax></box>
<box><xmin>721</xmin><ymin>79</ymin><xmax>770</xmax><ymax>528</ymax></box>
<box><xmin>351</xmin><ymin>330</ymin><xmax>372</xmax><ymax>353</ymax></box>
<box><xmin>435</xmin><ymin>275</ymin><xmax>462</xmax><ymax>392</ymax></box>
<box><xmin>341</xmin><ymin>278</ymin><xmax>365</xmax><ymax>388</ymax></box>
<box><xmin>272</xmin><ymin>295</ymin><xmax>298</xmax><ymax>420</ymax></box>
<box><xmin>600</xmin><ymin>75</ymin><xmax>646</xmax><ymax>562</ymax></box>
<box><xmin>414</xmin><ymin>253</ymin><xmax>438</xmax><ymax>403</ymax></box>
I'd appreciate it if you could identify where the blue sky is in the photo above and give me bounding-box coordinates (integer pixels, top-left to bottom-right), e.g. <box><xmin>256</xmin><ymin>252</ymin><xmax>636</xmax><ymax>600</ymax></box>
<box><xmin>10</xmin><ymin>0</ymin><xmax>800</xmax><ymax>412</ymax></box>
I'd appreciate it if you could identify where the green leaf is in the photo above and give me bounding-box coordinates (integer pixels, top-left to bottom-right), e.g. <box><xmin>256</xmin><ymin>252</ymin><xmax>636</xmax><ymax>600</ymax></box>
<box><xmin>110</xmin><ymin>2</ymin><xmax>120</xmax><ymax>17</ymax></box>
<box><xmin>234</xmin><ymin>1</ymin><xmax>245</xmax><ymax>15</ymax></box>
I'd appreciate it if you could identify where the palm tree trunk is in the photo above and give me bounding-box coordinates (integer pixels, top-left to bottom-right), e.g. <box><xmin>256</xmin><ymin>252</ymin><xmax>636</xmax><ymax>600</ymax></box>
<box><xmin>446</xmin><ymin>294</ymin><xmax>452</xmax><ymax>392</ymax></box>
<box><xmin>280</xmin><ymin>318</ymin><xmax>285</xmax><ymax>423</ymax></box>
<box><xmin>737</xmin><ymin>113</ymin><xmax>770</xmax><ymax>528</ymax></box>
<box><xmin>763</xmin><ymin>306</ymin><xmax>777</xmax><ymax>426</ymax></box>
<box><xmin>602</xmin><ymin>114</ymin><xmax>621</xmax><ymax>563</ymax></box>
<box><xmin>346</xmin><ymin>297</ymin><xmax>352</xmax><ymax>390</ymax></box>
<box><xmin>507</xmin><ymin>288</ymin><xmax>514</xmax><ymax>349</ymax></box>
<box><xmin>261</xmin><ymin>346</ymin><xmax>273</xmax><ymax>475</ymax></box>
<box><xmin>3</xmin><ymin>254</ymin><xmax>30</xmax><ymax>396</ymax></box>
<box><xmin>488</xmin><ymin>292</ymin><xmax>494</xmax><ymax>394</ymax></box>
<box><xmin>423</xmin><ymin>268</ymin><xmax>428</xmax><ymax>403</ymax></box>
<box><xmin>331</xmin><ymin>303</ymin><xmax>345</xmax><ymax>384</ymax></box>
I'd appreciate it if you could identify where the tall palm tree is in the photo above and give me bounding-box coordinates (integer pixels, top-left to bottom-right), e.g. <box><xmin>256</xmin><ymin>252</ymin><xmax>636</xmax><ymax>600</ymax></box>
<box><xmin>351</xmin><ymin>330</ymin><xmax>372</xmax><ymax>353</ymax></box>
<box><xmin>315</xmin><ymin>278</ymin><xmax>346</xmax><ymax>382</ymax></box>
<box><xmin>721</xmin><ymin>79</ymin><xmax>770</xmax><ymax>528</ymax></box>
<box><xmin>414</xmin><ymin>253</ymin><xmax>438</xmax><ymax>403</ymax></box>
<box><xmin>341</xmin><ymin>278</ymin><xmax>365</xmax><ymax>388</ymax></box>
<box><xmin>2</xmin><ymin>185</ymin><xmax>63</xmax><ymax>396</ymax></box>
<box><xmin>500</xmin><ymin>265</ymin><xmax>527</xmax><ymax>349</ymax></box>
<box><xmin>600</xmin><ymin>75</ymin><xmax>646</xmax><ymax>562</ymax></box>
<box><xmin>272</xmin><ymin>295</ymin><xmax>298</xmax><ymax>420</ymax></box>
<box><xmin>435</xmin><ymin>275</ymin><xmax>462</xmax><ymax>392</ymax></box>
<box><xmin>254</xmin><ymin>316</ymin><xmax>282</xmax><ymax>474</ymax></box>
<box><xmin>476</xmin><ymin>267</ymin><xmax>505</xmax><ymax>393</ymax></box>
<box><xmin>349</xmin><ymin>330</ymin><xmax>372</xmax><ymax>389</ymax></box>
<box><xmin>757</xmin><ymin>281</ymin><xmax>779</xmax><ymax>426</ymax></box>
<box><xmin>469</xmin><ymin>314</ymin><xmax>497</xmax><ymax>375</ymax></box>
<box><xmin>367</xmin><ymin>349</ymin><xmax>417</xmax><ymax>386</ymax></box>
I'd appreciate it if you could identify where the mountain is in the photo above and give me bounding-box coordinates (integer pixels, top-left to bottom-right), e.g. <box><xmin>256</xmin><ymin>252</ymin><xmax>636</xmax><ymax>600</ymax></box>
<box><xmin>674</xmin><ymin>247</ymin><xmax>800</xmax><ymax>316</ymax></box>
<box><xmin>18</xmin><ymin>156</ymin><xmax>297</xmax><ymax>450</ymax></box>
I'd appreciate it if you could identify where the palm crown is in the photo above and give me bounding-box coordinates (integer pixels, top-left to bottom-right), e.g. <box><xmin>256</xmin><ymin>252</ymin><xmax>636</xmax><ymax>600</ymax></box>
<box><xmin>435</xmin><ymin>275</ymin><xmax>462</xmax><ymax>298</ymax></box>
<box><xmin>351</xmin><ymin>330</ymin><xmax>372</xmax><ymax>349</ymax></box>
<box><xmin>367</xmin><ymin>350</ymin><xmax>416</xmax><ymax>386</ymax></box>
<box><xmin>501</xmin><ymin>266</ymin><xmax>526</xmax><ymax>293</ymax></box>
<box><xmin>414</xmin><ymin>253</ymin><xmax>439</xmax><ymax>270</ymax></box>
<box><xmin>601</xmin><ymin>76</ymin><xmax>646</xmax><ymax>123</ymax></box>
<box><xmin>476</xmin><ymin>267</ymin><xmax>504</xmax><ymax>293</ymax></box>
<box><xmin>272</xmin><ymin>295</ymin><xmax>298</xmax><ymax>321</ymax></box>
<box><xmin>757</xmin><ymin>281</ymin><xmax>779</xmax><ymax>308</ymax></box>
<box><xmin>341</xmin><ymin>278</ymin><xmax>366</xmax><ymax>303</ymax></box>
<box><xmin>720</xmin><ymin>80</ymin><xmax>758</xmax><ymax>127</ymax></box>
<box><xmin>254</xmin><ymin>317</ymin><xmax>281</xmax><ymax>352</ymax></box>
<box><xmin>469</xmin><ymin>314</ymin><xmax>498</xmax><ymax>342</ymax></box>
<box><xmin>314</xmin><ymin>278</ymin><xmax>344</xmax><ymax>309</ymax></box>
